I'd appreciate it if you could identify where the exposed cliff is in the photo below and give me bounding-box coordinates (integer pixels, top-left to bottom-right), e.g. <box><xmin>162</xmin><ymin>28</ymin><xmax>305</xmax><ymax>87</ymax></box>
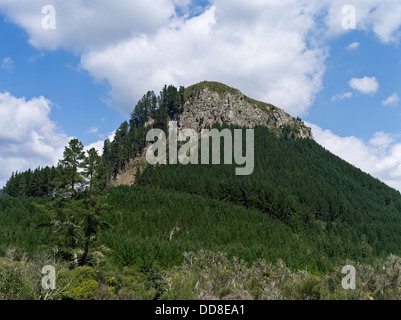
<box><xmin>178</xmin><ymin>81</ymin><xmax>313</xmax><ymax>139</ymax></box>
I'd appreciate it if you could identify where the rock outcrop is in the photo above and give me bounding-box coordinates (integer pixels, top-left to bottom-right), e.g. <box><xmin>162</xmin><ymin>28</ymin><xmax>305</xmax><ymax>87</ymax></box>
<box><xmin>178</xmin><ymin>82</ymin><xmax>313</xmax><ymax>139</ymax></box>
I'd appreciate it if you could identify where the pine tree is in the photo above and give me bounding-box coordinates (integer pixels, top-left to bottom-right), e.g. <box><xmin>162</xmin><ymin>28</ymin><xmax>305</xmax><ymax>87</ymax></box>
<box><xmin>58</xmin><ymin>138</ymin><xmax>86</xmax><ymax>199</ymax></box>
<box><xmin>82</xmin><ymin>148</ymin><xmax>107</xmax><ymax>194</ymax></box>
<box><xmin>57</xmin><ymin>138</ymin><xmax>86</xmax><ymax>265</ymax></box>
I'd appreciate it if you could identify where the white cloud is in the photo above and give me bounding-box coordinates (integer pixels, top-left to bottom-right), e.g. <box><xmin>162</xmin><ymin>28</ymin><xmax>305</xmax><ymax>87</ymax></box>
<box><xmin>84</xmin><ymin>131</ymin><xmax>115</xmax><ymax>155</ymax></box>
<box><xmin>382</xmin><ymin>93</ymin><xmax>399</xmax><ymax>106</ymax></box>
<box><xmin>84</xmin><ymin>140</ymin><xmax>104</xmax><ymax>155</ymax></box>
<box><xmin>369</xmin><ymin>132</ymin><xmax>395</xmax><ymax>148</ymax></box>
<box><xmin>309</xmin><ymin>123</ymin><xmax>401</xmax><ymax>192</ymax></box>
<box><xmin>0</xmin><ymin>92</ymin><xmax>70</xmax><ymax>187</ymax></box>
<box><xmin>349</xmin><ymin>76</ymin><xmax>379</xmax><ymax>95</ymax></box>
<box><xmin>347</xmin><ymin>42</ymin><xmax>360</xmax><ymax>50</ymax></box>
<box><xmin>3</xmin><ymin>0</ymin><xmax>401</xmax><ymax>48</ymax></box>
<box><xmin>0</xmin><ymin>0</ymin><xmax>177</xmax><ymax>52</ymax></box>
<box><xmin>331</xmin><ymin>92</ymin><xmax>353</xmax><ymax>101</ymax></box>
<box><xmin>81</xmin><ymin>2</ymin><xmax>328</xmax><ymax>116</ymax></box>
<box><xmin>0</xmin><ymin>0</ymin><xmax>329</xmax><ymax>117</ymax></box>
<box><xmin>324</xmin><ymin>0</ymin><xmax>401</xmax><ymax>43</ymax></box>
<box><xmin>1</xmin><ymin>56</ymin><xmax>14</xmax><ymax>71</ymax></box>
<box><xmin>0</xmin><ymin>0</ymin><xmax>400</xmax><ymax>119</ymax></box>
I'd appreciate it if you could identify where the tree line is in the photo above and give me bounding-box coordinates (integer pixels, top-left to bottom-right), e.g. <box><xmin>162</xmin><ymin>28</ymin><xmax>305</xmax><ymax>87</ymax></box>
<box><xmin>3</xmin><ymin>140</ymin><xmax>106</xmax><ymax>198</ymax></box>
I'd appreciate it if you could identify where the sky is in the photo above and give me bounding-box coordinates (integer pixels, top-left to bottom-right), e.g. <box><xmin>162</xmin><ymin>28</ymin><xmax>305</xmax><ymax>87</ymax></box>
<box><xmin>0</xmin><ymin>0</ymin><xmax>401</xmax><ymax>191</ymax></box>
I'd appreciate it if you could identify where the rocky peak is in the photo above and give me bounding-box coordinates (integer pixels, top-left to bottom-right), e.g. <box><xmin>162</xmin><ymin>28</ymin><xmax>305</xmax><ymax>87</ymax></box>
<box><xmin>110</xmin><ymin>81</ymin><xmax>313</xmax><ymax>186</ymax></box>
<box><xmin>178</xmin><ymin>81</ymin><xmax>313</xmax><ymax>139</ymax></box>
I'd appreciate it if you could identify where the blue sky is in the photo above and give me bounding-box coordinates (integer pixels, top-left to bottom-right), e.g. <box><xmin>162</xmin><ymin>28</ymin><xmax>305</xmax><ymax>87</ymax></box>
<box><xmin>1</xmin><ymin>0</ymin><xmax>401</xmax><ymax>190</ymax></box>
<box><xmin>308</xmin><ymin>30</ymin><xmax>401</xmax><ymax>140</ymax></box>
<box><xmin>0</xmin><ymin>18</ymin><xmax>125</xmax><ymax>144</ymax></box>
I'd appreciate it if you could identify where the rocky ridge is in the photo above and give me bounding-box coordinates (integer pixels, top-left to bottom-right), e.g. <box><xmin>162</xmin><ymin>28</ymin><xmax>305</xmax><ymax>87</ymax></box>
<box><xmin>178</xmin><ymin>81</ymin><xmax>313</xmax><ymax>139</ymax></box>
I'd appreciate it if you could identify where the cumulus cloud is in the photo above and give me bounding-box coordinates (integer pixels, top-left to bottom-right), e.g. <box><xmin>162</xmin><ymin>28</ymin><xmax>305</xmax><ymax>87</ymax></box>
<box><xmin>81</xmin><ymin>2</ymin><xmax>328</xmax><ymax>116</ymax></box>
<box><xmin>309</xmin><ymin>123</ymin><xmax>401</xmax><ymax>192</ymax></box>
<box><xmin>0</xmin><ymin>0</ymin><xmax>328</xmax><ymax>117</ymax></box>
<box><xmin>382</xmin><ymin>93</ymin><xmax>399</xmax><ymax>106</ymax></box>
<box><xmin>331</xmin><ymin>92</ymin><xmax>353</xmax><ymax>101</ymax></box>
<box><xmin>349</xmin><ymin>76</ymin><xmax>379</xmax><ymax>94</ymax></box>
<box><xmin>0</xmin><ymin>92</ymin><xmax>70</xmax><ymax>187</ymax></box>
<box><xmin>324</xmin><ymin>0</ymin><xmax>401</xmax><ymax>43</ymax></box>
<box><xmin>1</xmin><ymin>1</ymin><xmax>400</xmax><ymax>117</ymax></box>
<box><xmin>84</xmin><ymin>131</ymin><xmax>115</xmax><ymax>155</ymax></box>
<box><xmin>369</xmin><ymin>132</ymin><xmax>395</xmax><ymax>148</ymax></box>
<box><xmin>0</xmin><ymin>92</ymin><xmax>107</xmax><ymax>187</ymax></box>
<box><xmin>347</xmin><ymin>42</ymin><xmax>360</xmax><ymax>50</ymax></box>
<box><xmin>84</xmin><ymin>140</ymin><xmax>104</xmax><ymax>155</ymax></box>
<box><xmin>0</xmin><ymin>0</ymin><xmax>176</xmax><ymax>52</ymax></box>
<box><xmin>0</xmin><ymin>0</ymin><xmax>400</xmax><ymax>118</ymax></box>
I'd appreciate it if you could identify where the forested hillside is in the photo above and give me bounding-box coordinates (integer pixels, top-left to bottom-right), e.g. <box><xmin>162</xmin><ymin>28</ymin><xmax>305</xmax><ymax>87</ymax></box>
<box><xmin>2</xmin><ymin>82</ymin><xmax>401</xmax><ymax>300</ymax></box>
<box><xmin>135</xmin><ymin>123</ymin><xmax>401</xmax><ymax>264</ymax></box>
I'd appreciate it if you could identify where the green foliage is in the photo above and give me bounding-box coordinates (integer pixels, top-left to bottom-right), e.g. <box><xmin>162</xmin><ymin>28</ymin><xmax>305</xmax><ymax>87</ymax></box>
<box><xmin>101</xmin><ymin>185</ymin><xmax>317</xmax><ymax>271</ymax></box>
<box><xmin>184</xmin><ymin>81</ymin><xmax>240</xmax><ymax>98</ymax></box>
<box><xmin>0</xmin><ymin>197</ymin><xmax>55</xmax><ymax>253</ymax></box>
<box><xmin>3</xmin><ymin>166</ymin><xmax>59</xmax><ymax>198</ymax></box>
<box><xmin>0</xmin><ymin>256</ymin><xmax>32</xmax><ymax>300</ymax></box>
<box><xmin>3</xmin><ymin>139</ymin><xmax>109</xmax><ymax>267</ymax></box>
<box><xmin>4</xmin><ymin>141</ymin><xmax>106</xmax><ymax>199</ymax></box>
<box><xmin>58</xmin><ymin>138</ymin><xmax>86</xmax><ymax>199</ymax></box>
<box><xmin>3</xmin><ymin>247</ymin><xmax>401</xmax><ymax>300</ymax></box>
<box><xmin>0</xmin><ymin>248</ymin><xmax>63</xmax><ymax>300</ymax></box>
<box><xmin>160</xmin><ymin>250</ymin><xmax>328</xmax><ymax>300</ymax></box>
<box><xmin>103</xmin><ymin>84</ymin><xmax>185</xmax><ymax>179</ymax></box>
<box><xmin>58</xmin><ymin>266</ymin><xmax>99</xmax><ymax>300</ymax></box>
<box><xmin>83</xmin><ymin>148</ymin><xmax>107</xmax><ymax>194</ymax></box>
<box><xmin>160</xmin><ymin>251</ymin><xmax>401</xmax><ymax>300</ymax></box>
<box><xmin>135</xmin><ymin>125</ymin><xmax>401</xmax><ymax>269</ymax></box>
<box><xmin>146</xmin><ymin>266</ymin><xmax>169</xmax><ymax>300</ymax></box>
<box><xmin>4</xmin><ymin>84</ymin><xmax>401</xmax><ymax>300</ymax></box>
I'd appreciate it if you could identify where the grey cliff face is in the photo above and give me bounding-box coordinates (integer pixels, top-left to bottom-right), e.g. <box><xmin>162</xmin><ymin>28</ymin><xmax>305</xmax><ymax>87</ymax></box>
<box><xmin>177</xmin><ymin>87</ymin><xmax>313</xmax><ymax>139</ymax></box>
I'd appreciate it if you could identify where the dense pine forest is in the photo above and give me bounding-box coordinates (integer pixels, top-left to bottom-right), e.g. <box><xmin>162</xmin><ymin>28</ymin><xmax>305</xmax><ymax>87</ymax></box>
<box><xmin>136</xmin><ymin>125</ymin><xmax>401</xmax><ymax>261</ymax></box>
<box><xmin>3</xmin><ymin>83</ymin><xmax>401</xmax><ymax>300</ymax></box>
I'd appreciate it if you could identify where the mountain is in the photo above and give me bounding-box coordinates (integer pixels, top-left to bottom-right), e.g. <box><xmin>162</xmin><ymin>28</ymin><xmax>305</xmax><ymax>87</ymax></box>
<box><xmin>101</xmin><ymin>81</ymin><xmax>401</xmax><ymax>270</ymax></box>
<box><xmin>108</xmin><ymin>81</ymin><xmax>312</xmax><ymax>186</ymax></box>
<box><xmin>3</xmin><ymin>82</ymin><xmax>401</xmax><ymax>299</ymax></box>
